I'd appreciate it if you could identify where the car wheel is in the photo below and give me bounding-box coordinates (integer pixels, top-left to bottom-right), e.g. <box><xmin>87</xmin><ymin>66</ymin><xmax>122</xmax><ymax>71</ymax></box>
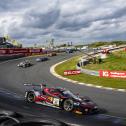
<box><xmin>22</xmin><ymin>65</ymin><xmax>25</xmax><ymax>68</ymax></box>
<box><xmin>63</xmin><ymin>99</ymin><xmax>74</xmax><ymax>112</ymax></box>
<box><xmin>26</xmin><ymin>91</ymin><xmax>36</xmax><ymax>103</ymax></box>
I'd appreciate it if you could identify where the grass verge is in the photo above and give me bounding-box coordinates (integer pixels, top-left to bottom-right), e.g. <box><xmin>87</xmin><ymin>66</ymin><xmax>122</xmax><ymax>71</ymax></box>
<box><xmin>83</xmin><ymin>51</ymin><xmax>126</xmax><ymax>71</ymax></box>
<box><xmin>55</xmin><ymin>55</ymin><xmax>126</xmax><ymax>89</ymax></box>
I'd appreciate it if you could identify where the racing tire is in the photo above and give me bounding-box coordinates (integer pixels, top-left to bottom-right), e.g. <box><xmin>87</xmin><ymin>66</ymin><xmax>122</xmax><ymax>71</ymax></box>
<box><xmin>62</xmin><ymin>99</ymin><xmax>74</xmax><ymax>112</ymax></box>
<box><xmin>26</xmin><ymin>64</ymin><xmax>29</xmax><ymax>67</ymax></box>
<box><xmin>22</xmin><ymin>65</ymin><xmax>26</xmax><ymax>68</ymax></box>
<box><xmin>26</xmin><ymin>91</ymin><xmax>36</xmax><ymax>103</ymax></box>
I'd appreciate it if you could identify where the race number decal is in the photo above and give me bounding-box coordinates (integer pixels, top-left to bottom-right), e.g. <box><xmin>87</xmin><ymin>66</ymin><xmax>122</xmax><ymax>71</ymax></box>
<box><xmin>53</xmin><ymin>98</ymin><xmax>60</xmax><ymax>106</ymax></box>
<box><xmin>47</xmin><ymin>96</ymin><xmax>53</xmax><ymax>102</ymax></box>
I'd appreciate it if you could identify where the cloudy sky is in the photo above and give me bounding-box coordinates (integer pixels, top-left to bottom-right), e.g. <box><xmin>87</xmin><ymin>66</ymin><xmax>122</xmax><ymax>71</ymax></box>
<box><xmin>0</xmin><ymin>0</ymin><xmax>126</xmax><ymax>46</ymax></box>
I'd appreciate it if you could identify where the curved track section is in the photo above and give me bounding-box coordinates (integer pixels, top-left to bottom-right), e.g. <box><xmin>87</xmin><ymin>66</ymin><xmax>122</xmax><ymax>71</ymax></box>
<box><xmin>0</xmin><ymin>53</ymin><xmax>126</xmax><ymax>126</ymax></box>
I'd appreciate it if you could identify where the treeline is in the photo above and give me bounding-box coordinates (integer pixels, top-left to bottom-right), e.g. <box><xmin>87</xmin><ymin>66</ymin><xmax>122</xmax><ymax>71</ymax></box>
<box><xmin>88</xmin><ymin>41</ymin><xmax>126</xmax><ymax>48</ymax></box>
<box><xmin>57</xmin><ymin>41</ymin><xmax>126</xmax><ymax>48</ymax></box>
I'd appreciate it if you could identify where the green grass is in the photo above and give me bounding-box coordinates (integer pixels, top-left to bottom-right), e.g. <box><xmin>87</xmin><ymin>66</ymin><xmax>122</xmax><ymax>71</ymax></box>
<box><xmin>55</xmin><ymin>54</ymin><xmax>126</xmax><ymax>89</ymax></box>
<box><xmin>83</xmin><ymin>51</ymin><xmax>126</xmax><ymax>71</ymax></box>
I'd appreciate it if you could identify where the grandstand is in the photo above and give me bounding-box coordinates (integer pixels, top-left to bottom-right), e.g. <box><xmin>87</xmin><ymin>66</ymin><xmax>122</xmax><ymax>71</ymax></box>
<box><xmin>0</xmin><ymin>37</ymin><xmax>16</xmax><ymax>48</ymax></box>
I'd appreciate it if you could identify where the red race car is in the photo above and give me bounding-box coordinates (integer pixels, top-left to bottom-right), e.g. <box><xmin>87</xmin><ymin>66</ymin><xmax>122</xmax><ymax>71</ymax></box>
<box><xmin>24</xmin><ymin>84</ymin><xmax>99</xmax><ymax>114</ymax></box>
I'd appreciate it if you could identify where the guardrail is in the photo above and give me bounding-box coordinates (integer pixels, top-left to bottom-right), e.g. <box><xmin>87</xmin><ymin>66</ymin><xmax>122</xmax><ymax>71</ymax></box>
<box><xmin>76</xmin><ymin>64</ymin><xmax>99</xmax><ymax>76</ymax></box>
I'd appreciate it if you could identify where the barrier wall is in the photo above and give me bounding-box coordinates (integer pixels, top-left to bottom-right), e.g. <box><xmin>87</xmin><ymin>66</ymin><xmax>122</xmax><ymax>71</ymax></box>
<box><xmin>76</xmin><ymin>64</ymin><xmax>99</xmax><ymax>76</ymax></box>
<box><xmin>0</xmin><ymin>48</ymin><xmax>47</xmax><ymax>61</ymax></box>
<box><xmin>0</xmin><ymin>48</ymin><xmax>44</xmax><ymax>56</ymax></box>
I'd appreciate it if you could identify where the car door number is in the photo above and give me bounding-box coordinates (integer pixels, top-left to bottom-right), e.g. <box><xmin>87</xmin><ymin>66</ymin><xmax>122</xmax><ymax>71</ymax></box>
<box><xmin>53</xmin><ymin>98</ymin><xmax>59</xmax><ymax>106</ymax></box>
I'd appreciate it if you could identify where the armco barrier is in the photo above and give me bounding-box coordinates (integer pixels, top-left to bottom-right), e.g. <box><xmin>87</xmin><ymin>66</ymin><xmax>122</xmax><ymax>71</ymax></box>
<box><xmin>76</xmin><ymin>64</ymin><xmax>99</xmax><ymax>76</ymax></box>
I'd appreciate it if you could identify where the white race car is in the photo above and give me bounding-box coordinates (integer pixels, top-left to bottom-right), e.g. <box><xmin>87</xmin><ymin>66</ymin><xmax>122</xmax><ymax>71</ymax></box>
<box><xmin>17</xmin><ymin>60</ymin><xmax>33</xmax><ymax>68</ymax></box>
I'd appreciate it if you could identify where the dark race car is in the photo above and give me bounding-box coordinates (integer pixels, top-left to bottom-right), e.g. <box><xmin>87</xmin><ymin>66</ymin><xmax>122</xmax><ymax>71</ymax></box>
<box><xmin>47</xmin><ymin>52</ymin><xmax>57</xmax><ymax>57</ymax></box>
<box><xmin>24</xmin><ymin>84</ymin><xmax>99</xmax><ymax>115</ymax></box>
<box><xmin>36</xmin><ymin>57</ymin><xmax>48</xmax><ymax>62</ymax></box>
<box><xmin>17</xmin><ymin>60</ymin><xmax>33</xmax><ymax>68</ymax></box>
<box><xmin>66</xmin><ymin>49</ymin><xmax>73</xmax><ymax>53</ymax></box>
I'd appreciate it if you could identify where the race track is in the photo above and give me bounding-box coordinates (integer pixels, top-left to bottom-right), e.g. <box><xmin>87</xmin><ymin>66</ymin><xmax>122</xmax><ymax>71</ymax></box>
<box><xmin>0</xmin><ymin>52</ymin><xmax>126</xmax><ymax>126</ymax></box>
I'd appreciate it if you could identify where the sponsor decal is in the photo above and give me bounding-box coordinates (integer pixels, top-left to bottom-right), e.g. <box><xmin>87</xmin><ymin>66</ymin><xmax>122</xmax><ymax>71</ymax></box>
<box><xmin>29</xmin><ymin>49</ymin><xmax>41</xmax><ymax>53</ymax></box>
<box><xmin>47</xmin><ymin>96</ymin><xmax>53</xmax><ymax>102</ymax></box>
<box><xmin>99</xmin><ymin>70</ymin><xmax>126</xmax><ymax>78</ymax></box>
<box><xmin>0</xmin><ymin>48</ymin><xmax>44</xmax><ymax>55</ymax></box>
<box><xmin>0</xmin><ymin>50</ymin><xmax>7</xmax><ymax>54</ymax></box>
<box><xmin>53</xmin><ymin>98</ymin><xmax>60</xmax><ymax>106</ymax></box>
<box><xmin>64</xmin><ymin>70</ymin><xmax>81</xmax><ymax>76</ymax></box>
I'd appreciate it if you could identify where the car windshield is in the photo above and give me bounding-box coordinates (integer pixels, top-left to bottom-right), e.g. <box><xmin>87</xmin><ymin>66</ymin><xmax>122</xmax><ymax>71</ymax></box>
<box><xmin>62</xmin><ymin>90</ymin><xmax>78</xmax><ymax>99</ymax></box>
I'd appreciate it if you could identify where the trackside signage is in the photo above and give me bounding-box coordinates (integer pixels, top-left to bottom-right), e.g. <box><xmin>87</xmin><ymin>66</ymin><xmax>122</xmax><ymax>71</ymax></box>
<box><xmin>99</xmin><ymin>70</ymin><xmax>126</xmax><ymax>78</ymax></box>
<box><xmin>64</xmin><ymin>70</ymin><xmax>81</xmax><ymax>76</ymax></box>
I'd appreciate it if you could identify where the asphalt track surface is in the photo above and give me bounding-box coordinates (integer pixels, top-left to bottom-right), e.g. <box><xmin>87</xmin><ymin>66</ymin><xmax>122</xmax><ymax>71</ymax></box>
<box><xmin>0</xmin><ymin>52</ymin><xmax>126</xmax><ymax>126</ymax></box>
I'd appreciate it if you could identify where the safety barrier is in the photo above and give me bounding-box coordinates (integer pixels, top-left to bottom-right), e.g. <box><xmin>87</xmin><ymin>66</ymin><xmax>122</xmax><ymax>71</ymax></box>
<box><xmin>0</xmin><ymin>48</ymin><xmax>45</xmax><ymax>56</ymax></box>
<box><xmin>76</xmin><ymin>64</ymin><xmax>99</xmax><ymax>76</ymax></box>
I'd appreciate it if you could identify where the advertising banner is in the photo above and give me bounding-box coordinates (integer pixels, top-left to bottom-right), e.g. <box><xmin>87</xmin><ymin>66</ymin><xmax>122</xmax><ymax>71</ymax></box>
<box><xmin>12</xmin><ymin>48</ymin><xmax>29</xmax><ymax>53</ymax></box>
<box><xmin>64</xmin><ymin>70</ymin><xmax>81</xmax><ymax>76</ymax></box>
<box><xmin>99</xmin><ymin>70</ymin><xmax>126</xmax><ymax>78</ymax></box>
<box><xmin>0</xmin><ymin>49</ymin><xmax>7</xmax><ymax>54</ymax></box>
<box><xmin>0</xmin><ymin>48</ymin><xmax>45</xmax><ymax>55</ymax></box>
<box><xmin>29</xmin><ymin>49</ymin><xmax>42</xmax><ymax>53</ymax></box>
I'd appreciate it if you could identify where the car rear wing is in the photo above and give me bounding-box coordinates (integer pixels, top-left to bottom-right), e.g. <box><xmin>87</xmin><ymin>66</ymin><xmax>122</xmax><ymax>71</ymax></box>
<box><xmin>24</xmin><ymin>83</ymin><xmax>46</xmax><ymax>92</ymax></box>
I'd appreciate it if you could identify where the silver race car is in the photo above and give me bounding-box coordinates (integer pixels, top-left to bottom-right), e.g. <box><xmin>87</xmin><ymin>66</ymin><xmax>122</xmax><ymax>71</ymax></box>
<box><xmin>17</xmin><ymin>60</ymin><xmax>33</xmax><ymax>68</ymax></box>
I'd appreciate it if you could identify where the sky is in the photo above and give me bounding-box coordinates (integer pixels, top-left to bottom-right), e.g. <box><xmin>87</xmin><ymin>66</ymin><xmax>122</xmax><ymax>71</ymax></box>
<box><xmin>0</xmin><ymin>0</ymin><xmax>126</xmax><ymax>46</ymax></box>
